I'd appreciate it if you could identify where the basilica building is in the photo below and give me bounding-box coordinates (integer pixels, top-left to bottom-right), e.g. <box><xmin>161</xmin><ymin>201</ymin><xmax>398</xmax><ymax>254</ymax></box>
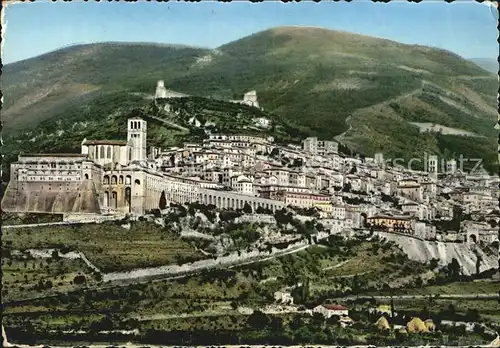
<box><xmin>2</xmin><ymin>117</ymin><xmax>197</xmax><ymax>216</ymax></box>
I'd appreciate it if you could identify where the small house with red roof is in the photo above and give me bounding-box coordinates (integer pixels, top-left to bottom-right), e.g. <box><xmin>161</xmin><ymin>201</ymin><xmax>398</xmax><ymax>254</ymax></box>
<box><xmin>313</xmin><ymin>304</ymin><xmax>349</xmax><ymax>318</ymax></box>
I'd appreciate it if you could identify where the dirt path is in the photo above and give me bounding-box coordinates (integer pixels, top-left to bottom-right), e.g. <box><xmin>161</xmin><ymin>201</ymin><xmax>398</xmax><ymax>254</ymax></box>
<box><xmin>335</xmin><ymin>85</ymin><xmax>423</xmax><ymax>143</ymax></box>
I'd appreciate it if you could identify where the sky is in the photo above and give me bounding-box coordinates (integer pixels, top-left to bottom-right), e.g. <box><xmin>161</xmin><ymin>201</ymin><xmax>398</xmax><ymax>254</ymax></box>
<box><xmin>3</xmin><ymin>0</ymin><xmax>498</xmax><ymax>64</ymax></box>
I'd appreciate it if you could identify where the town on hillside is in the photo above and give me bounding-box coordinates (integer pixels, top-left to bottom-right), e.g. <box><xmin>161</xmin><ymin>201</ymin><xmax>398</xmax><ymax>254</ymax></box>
<box><xmin>2</xmin><ymin>1</ymin><xmax>499</xmax><ymax>343</ymax></box>
<box><xmin>2</xmin><ymin>78</ymin><xmax>500</xmax><ymax>346</ymax></box>
<box><xmin>3</xmin><ymin>81</ymin><xmax>499</xmax><ymax>247</ymax></box>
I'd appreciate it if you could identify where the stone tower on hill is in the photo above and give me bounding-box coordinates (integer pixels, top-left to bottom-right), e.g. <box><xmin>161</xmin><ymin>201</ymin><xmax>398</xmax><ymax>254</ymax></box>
<box><xmin>155</xmin><ymin>80</ymin><xmax>168</xmax><ymax>99</ymax></box>
<box><xmin>154</xmin><ymin>80</ymin><xmax>189</xmax><ymax>100</ymax></box>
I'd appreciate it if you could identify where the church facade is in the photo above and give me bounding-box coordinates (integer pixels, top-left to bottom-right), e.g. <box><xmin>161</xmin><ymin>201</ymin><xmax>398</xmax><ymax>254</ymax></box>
<box><xmin>2</xmin><ymin>118</ymin><xmax>198</xmax><ymax>216</ymax></box>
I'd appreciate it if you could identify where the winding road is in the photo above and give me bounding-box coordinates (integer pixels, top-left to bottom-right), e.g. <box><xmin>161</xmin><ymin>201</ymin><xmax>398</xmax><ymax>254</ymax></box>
<box><xmin>340</xmin><ymin>293</ymin><xmax>500</xmax><ymax>301</ymax></box>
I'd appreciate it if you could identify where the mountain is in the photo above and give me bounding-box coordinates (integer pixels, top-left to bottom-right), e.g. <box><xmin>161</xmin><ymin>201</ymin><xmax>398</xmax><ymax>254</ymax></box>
<box><xmin>469</xmin><ymin>58</ymin><xmax>499</xmax><ymax>74</ymax></box>
<box><xmin>3</xmin><ymin>26</ymin><xmax>498</xmax><ymax>176</ymax></box>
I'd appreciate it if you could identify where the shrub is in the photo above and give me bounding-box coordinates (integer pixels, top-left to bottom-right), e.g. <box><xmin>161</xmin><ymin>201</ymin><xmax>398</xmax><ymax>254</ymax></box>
<box><xmin>73</xmin><ymin>274</ymin><xmax>87</xmax><ymax>285</ymax></box>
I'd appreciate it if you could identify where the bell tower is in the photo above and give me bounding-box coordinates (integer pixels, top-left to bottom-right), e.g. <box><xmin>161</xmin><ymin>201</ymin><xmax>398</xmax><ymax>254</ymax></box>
<box><xmin>127</xmin><ymin>118</ymin><xmax>147</xmax><ymax>162</ymax></box>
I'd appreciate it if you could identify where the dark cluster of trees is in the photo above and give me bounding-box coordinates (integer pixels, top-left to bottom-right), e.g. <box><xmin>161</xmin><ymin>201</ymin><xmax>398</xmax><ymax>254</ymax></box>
<box><xmin>381</xmin><ymin>193</ymin><xmax>399</xmax><ymax>206</ymax></box>
<box><xmin>432</xmin><ymin>205</ymin><xmax>468</xmax><ymax>232</ymax></box>
<box><xmin>3</xmin><ymin>212</ymin><xmax>64</xmax><ymax>225</ymax></box>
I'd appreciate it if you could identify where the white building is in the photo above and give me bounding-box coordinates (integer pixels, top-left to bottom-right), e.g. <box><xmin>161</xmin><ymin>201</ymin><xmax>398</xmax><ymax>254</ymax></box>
<box><xmin>428</xmin><ymin>155</ymin><xmax>438</xmax><ymax>174</ymax></box>
<box><xmin>274</xmin><ymin>291</ymin><xmax>294</xmax><ymax>305</ymax></box>
<box><xmin>231</xmin><ymin>175</ymin><xmax>254</xmax><ymax>196</ymax></box>
<box><xmin>446</xmin><ymin>159</ymin><xmax>457</xmax><ymax>174</ymax></box>
<box><xmin>331</xmin><ymin>204</ymin><xmax>346</xmax><ymax>220</ymax></box>
<box><xmin>302</xmin><ymin>137</ymin><xmax>338</xmax><ymax>156</ymax></box>
<box><xmin>253</xmin><ymin>117</ymin><xmax>271</xmax><ymax>129</ymax></box>
<box><xmin>313</xmin><ymin>304</ymin><xmax>349</xmax><ymax>318</ymax></box>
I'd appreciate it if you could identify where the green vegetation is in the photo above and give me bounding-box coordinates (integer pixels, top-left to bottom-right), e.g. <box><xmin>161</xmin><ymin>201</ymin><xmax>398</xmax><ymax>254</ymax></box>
<box><xmin>3</xmin><ymin>221</ymin><xmax>206</xmax><ymax>273</ymax></box>
<box><xmin>380</xmin><ymin>280</ymin><xmax>500</xmax><ymax>297</ymax></box>
<box><xmin>3</xmin><ymin>212</ymin><xmax>64</xmax><ymax>225</ymax></box>
<box><xmin>238</xmin><ymin>235</ymin><xmax>431</xmax><ymax>304</ymax></box>
<box><xmin>377</xmin><ymin>297</ymin><xmax>500</xmax><ymax>324</ymax></box>
<box><xmin>2</xmin><ymin>253</ymin><xmax>97</xmax><ymax>302</ymax></box>
<box><xmin>3</xmin><ymin>27</ymin><xmax>498</xmax><ymax>181</ymax></box>
<box><xmin>3</xmin><ymin>227</ymin><xmax>498</xmax><ymax>346</ymax></box>
<box><xmin>468</xmin><ymin>58</ymin><xmax>498</xmax><ymax>74</ymax></box>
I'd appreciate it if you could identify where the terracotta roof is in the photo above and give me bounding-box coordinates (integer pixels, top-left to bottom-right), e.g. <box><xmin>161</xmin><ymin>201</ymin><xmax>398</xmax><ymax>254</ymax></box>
<box><xmin>368</xmin><ymin>215</ymin><xmax>411</xmax><ymax>221</ymax></box>
<box><xmin>323</xmin><ymin>304</ymin><xmax>348</xmax><ymax>310</ymax></box>
<box><xmin>82</xmin><ymin>140</ymin><xmax>128</xmax><ymax>146</ymax></box>
<box><xmin>20</xmin><ymin>153</ymin><xmax>86</xmax><ymax>158</ymax></box>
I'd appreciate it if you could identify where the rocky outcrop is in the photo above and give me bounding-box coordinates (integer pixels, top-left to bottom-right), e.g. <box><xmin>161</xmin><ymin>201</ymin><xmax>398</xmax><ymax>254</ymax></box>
<box><xmin>375</xmin><ymin>232</ymin><xmax>497</xmax><ymax>275</ymax></box>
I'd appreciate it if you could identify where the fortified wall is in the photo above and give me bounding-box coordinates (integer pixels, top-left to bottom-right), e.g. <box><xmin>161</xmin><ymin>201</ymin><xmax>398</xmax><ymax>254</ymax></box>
<box><xmin>2</xmin><ymin>155</ymin><xmax>102</xmax><ymax>214</ymax></box>
<box><xmin>2</xmin><ymin>180</ymin><xmax>101</xmax><ymax>214</ymax></box>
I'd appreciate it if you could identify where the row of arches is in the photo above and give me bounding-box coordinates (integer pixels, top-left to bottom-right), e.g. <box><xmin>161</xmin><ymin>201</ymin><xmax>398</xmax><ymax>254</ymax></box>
<box><xmin>102</xmin><ymin>187</ymin><xmax>132</xmax><ymax>211</ymax></box>
<box><xmin>130</xmin><ymin>120</ymin><xmax>143</xmax><ymax>130</ymax></box>
<box><xmin>103</xmin><ymin>175</ymin><xmax>141</xmax><ymax>186</ymax></box>
<box><xmin>201</xmin><ymin>193</ymin><xmax>282</xmax><ymax>212</ymax></box>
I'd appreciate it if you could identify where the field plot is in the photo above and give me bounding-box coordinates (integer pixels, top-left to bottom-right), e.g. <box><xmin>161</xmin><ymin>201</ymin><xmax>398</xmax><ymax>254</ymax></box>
<box><xmin>3</xmin><ymin>221</ymin><xmax>207</xmax><ymax>273</ymax></box>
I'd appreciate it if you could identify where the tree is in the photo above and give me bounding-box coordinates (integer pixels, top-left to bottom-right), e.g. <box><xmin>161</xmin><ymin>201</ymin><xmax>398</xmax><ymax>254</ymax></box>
<box><xmin>256</xmin><ymin>206</ymin><xmax>266</xmax><ymax>214</ymax></box>
<box><xmin>342</xmin><ymin>182</ymin><xmax>352</xmax><ymax>192</ymax></box>
<box><xmin>243</xmin><ymin>202</ymin><xmax>253</xmax><ymax>214</ymax></box>
<box><xmin>473</xmin><ymin>323</ymin><xmax>485</xmax><ymax>335</ymax></box>
<box><xmin>158</xmin><ymin>191</ymin><xmax>168</xmax><ymax>210</ymax></box>
<box><xmin>447</xmin><ymin>258</ymin><xmax>461</xmax><ymax>280</ymax></box>
<box><xmin>476</xmin><ymin>254</ymin><xmax>482</xmax><ymax>276</ymax></box>
<box><xmin>429</xmin><ymin>258</ymin><xmax>439</xmax><ymax>270</ymax></box>
<box><xmin>465</xmin><ymin>308</ymin><xmax>480</xmax><ymax>322</ymax></box>
<box><xmin>327</xmin><ymin>315</ymin><xmax>340</xmax><ymax>325</ymax></box>
<box><xmin>487</xmin><ymin>219</ymin><xmax>497</xmax><ymax>228</ymax></box>
<box><xmin>73</xmin><ymin>274</ymin><xmax>87</xmax><ymax>285</ymax></box>
<box><xmin>274</xmin><ymin>209</ymin><xmax>293</xmax><ymax>225</ymax></box>
<box><xmin>247</xmin><ymin>310</ymin><xmax>270</xmax><ymax>330</ymax></box>
<box><xmin>51</xmin><ymin>250</ymin><xmax>60</xmax><ymax>260</ymax></box>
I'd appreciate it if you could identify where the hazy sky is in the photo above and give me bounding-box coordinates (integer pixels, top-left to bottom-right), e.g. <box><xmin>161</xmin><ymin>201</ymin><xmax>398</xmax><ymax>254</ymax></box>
<box><xmin>3</xmin><ymin>0</ymin><xmax>498</xmax><ymax>64</ymax></box>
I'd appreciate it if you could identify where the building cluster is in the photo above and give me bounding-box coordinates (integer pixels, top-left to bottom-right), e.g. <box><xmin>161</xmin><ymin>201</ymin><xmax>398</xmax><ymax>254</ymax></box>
<box><xmin>2</xmin><ymin>116</ymin><xmax>499</xmax><ymax>247</ymax></box>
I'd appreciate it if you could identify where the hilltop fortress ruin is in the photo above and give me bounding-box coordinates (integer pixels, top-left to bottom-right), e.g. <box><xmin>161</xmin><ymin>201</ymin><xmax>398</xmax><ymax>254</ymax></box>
<box><xmin>154</xmin><ymin>80</ymin><xmax>189</xmax><ymax>99</ymax></box>
<box><xmin>229</xmin><ymin>90</ymin><xmax>261</xmax><ymax>109</ymax></box>
<box><xmin>154</xmin><ymin>80</ymin><xmax>262</xmax><ymax>110</ymax></box>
